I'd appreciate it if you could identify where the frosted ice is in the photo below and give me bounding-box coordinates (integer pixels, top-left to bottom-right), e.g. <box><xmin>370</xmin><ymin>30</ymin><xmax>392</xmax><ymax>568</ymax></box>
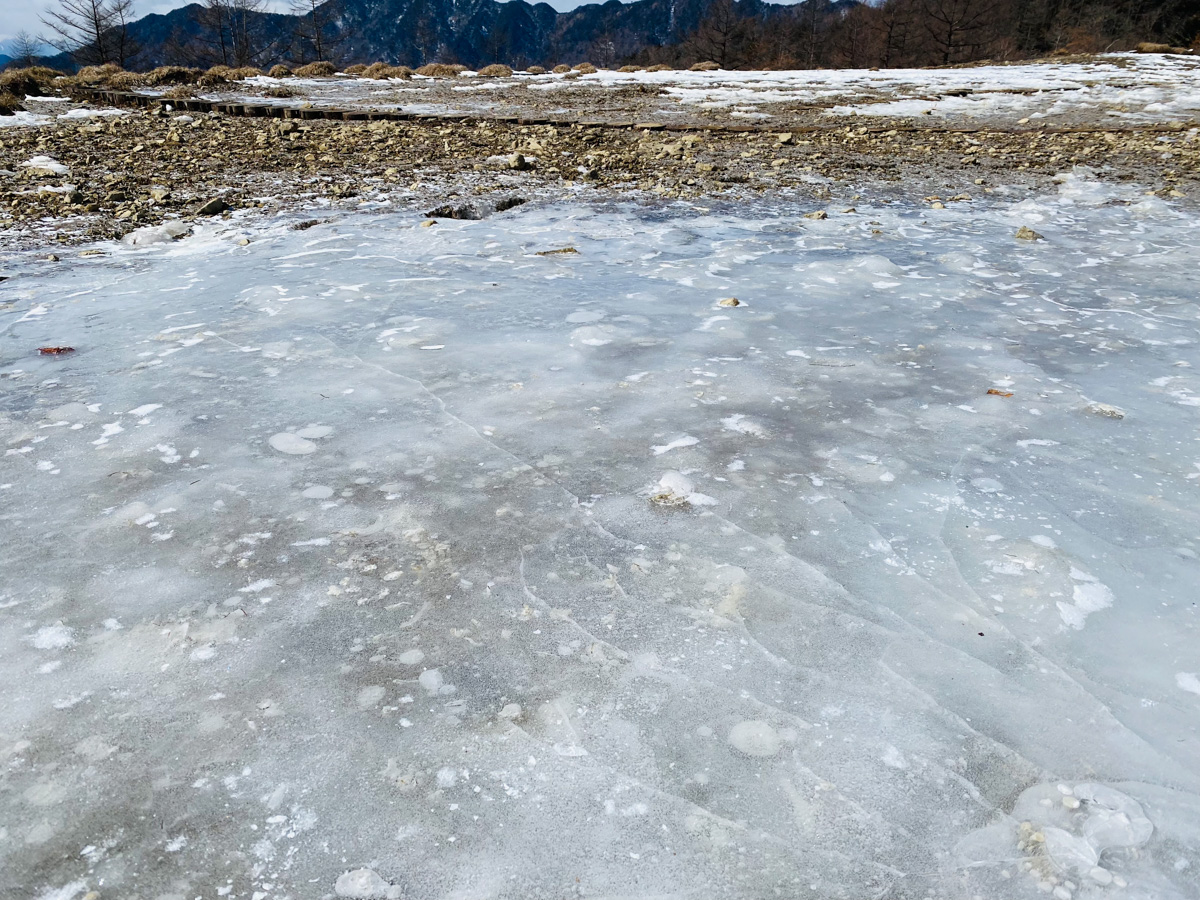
<box><xmin>3</xmin><ymin>176</ymin><xmax>1200</xmax><ymax>899</ymax></box>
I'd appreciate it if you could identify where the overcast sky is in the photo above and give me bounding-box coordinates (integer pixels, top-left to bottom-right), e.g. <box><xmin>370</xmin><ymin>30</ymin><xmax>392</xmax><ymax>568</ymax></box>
<box><xmin>2</xmin><ymin>0</ymin><xmax>615</xmax><ymax>46</ymax></box>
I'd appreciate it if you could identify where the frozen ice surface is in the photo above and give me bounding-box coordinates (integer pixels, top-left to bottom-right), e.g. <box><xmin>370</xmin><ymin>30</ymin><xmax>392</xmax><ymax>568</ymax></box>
<box><xmin>3</xmin><ymin>173</ymin><xmax>1200</xmax><ymax>899</ymax></box>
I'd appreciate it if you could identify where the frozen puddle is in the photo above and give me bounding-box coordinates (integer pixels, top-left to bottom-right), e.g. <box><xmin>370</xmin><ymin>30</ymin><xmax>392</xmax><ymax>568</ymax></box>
<box><xmin>2</xmin><ymin>177</ymin><xmax>1199</xmax><ymax>899</ymax></box>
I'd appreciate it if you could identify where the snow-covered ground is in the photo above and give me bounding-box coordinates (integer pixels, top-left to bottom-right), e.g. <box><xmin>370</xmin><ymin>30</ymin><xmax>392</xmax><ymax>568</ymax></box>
<box><xmin>6</xmin><ymin>52</ymin><xmax>1197</xmax><ymax>132</ymax></box>
<box><xmin>3</xmin><ymin>173</ymin><xmax>1200</xmax><ymax>899</ymax></box>
<box><xmin>220</xmin><ymin>53</ymin><xmax>1200</xmax><ymax>125</ymax></box>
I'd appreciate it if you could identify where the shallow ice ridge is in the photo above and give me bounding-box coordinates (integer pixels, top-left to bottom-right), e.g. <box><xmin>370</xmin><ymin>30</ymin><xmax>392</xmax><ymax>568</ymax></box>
<box><xmin>2</xmin><ymin>173</ymin><xmax>1199</xmax><ymax>899</ymax></box>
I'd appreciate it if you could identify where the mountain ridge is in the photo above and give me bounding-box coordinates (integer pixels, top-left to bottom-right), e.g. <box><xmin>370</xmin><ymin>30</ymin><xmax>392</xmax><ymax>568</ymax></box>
<box><xmin>39</xmin><ymin>0</ymin><xmax>809</xmax><ymax>71</ymax></box>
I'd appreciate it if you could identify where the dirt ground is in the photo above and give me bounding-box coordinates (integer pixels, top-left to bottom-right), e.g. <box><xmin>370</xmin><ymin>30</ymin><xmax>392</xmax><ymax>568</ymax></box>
<box><xmin>1</xmin><ymin>88</ymin><xmax>1196</xmax><ymax>252</ymax></box>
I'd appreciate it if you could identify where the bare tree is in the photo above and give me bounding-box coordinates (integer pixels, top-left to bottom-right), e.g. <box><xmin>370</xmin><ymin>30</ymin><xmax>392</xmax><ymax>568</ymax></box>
<box><xmin>793</xmin><ymin>0</ymin><xmax>828</xmax><ymax>68</ymax></box>
<box><xmin>196</xmin><ymin>0</ymin><xmax>270</xmax><ymax>67</ymax></box>
<box><xmin>289</xmin><ymin>0</ymin><xmax>344</xmax><ymax>63</ymax></box>
<box><xmin>922</xmin><ymin>0</ymin><xmax>1000</xmax><ymax>63</ymax></box>
<box><xmin>41</xmin><ymin>0</ymin><xmax>137</xmax><ymax>67</ymax></box>
<box><xmin>685</xmin><ymin>0</ymin><xmax>751</xmax><ymax>68</ymax></box>
<box><xmin>10</xmin><ymin>30</ymin><xmax>43</xmax><ymax>67</ymax></box>
<box><xmin>876</xmin><ymin>0</ymin><xmax>919</xmax><ymax>66</ymax></box>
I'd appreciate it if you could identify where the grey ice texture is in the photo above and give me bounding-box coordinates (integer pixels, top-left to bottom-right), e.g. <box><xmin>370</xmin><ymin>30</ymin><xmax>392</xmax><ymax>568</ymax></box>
<box><xmin>2</xmin><ymin>172</ymin><xmax>1200</xmax><ymax>900</ymax></box>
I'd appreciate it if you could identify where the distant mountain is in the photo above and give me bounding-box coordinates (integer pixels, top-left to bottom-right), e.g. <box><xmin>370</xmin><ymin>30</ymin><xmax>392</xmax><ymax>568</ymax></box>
<box><xmin>39</xmin><ymin>0</ymin><xmax>805</xmax><ymax>71</ymax></box>
<box><xmin>0</xmin><ymin>54</ymin><xmax>12</xmax><ymax>68</ymax></box>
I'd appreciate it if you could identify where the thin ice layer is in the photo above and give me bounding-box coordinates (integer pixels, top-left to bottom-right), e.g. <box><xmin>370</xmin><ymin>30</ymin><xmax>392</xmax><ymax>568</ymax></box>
<box><xmin>2</xmin><ymin>177</ymin><xmax>1199</xmax><ymax>899</ymax></box>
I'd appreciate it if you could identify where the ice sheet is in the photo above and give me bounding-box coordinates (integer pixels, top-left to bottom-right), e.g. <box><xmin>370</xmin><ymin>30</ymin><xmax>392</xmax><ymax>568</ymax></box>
<box><xmin>2</xmin><ymin>175</ymin><xmax>1199</xmax><ymax>899</ymax></box>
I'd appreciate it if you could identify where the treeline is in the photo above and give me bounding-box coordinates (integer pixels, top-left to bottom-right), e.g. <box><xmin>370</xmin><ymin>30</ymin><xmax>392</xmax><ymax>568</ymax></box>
<box><xmin>632</xmin><ymin>0</ymin><xmax>1200</xmax><ymax>69</ymax></box>
<box><xmin>19</xmin><ymin>0</ymin><xmax>1200</xmax><ymax>75</ymax></box>
<box><xmin>160</xmin><ymin>0</ymin><xmax>344</xmax><ymax>69</ymax></box>
<box><xmin>30</xmin><ymin>0</ymin><xmax>343</xmax><ymax>72</ymax></box>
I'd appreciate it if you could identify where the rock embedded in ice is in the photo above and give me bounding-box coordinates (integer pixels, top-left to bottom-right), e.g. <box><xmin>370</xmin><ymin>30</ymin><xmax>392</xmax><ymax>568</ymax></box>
<box><xmin>397</xmin><ymin>649</ymin><xmax>425</xmax><ymax>665</ymax></box>
<box><xmin>1085</xmin><ymin>401</ymin><xmax>1125</xmax><ymax>419</ymax></box>
<box><xmin>721</xmin><ymin>414</ymin><xmax>767</xmax><ymax>437</ymax></box>
<box><xmin>197</xmin><ymin>198</ymin><xmax>229</xmax><ymax>216</ymax></box>
<box><xmin>122</xmin><ymin>220</ymin><xmax>190</xmax><ymax>247</ymax></box>
<box><xmin>334</xmin><ymin>867</ymin><xmax>402</xmax><ymax>899</ymax></box>
<box><xmin>301</xmin><ymin>485</ymin><xmax>334</xmax><ymax>499</ymax></box>
<box><xmin>728</xmin><ymin>720</ymin><xmax>782</xmax><ymax>757</ymax></box>
<box><xmin>269</xmin><ymin>432</ymin><xmax>317</xmax><ymax>455</ymax></box>
<box><xmin>650</xmin><ymin>471</ymin><xmax>717</xmax><ymax>507</ymax></box>
<box><xmin>499</xmin><ymin>703</ymin><xmax>522</xmax><ymax>719</ymax></box>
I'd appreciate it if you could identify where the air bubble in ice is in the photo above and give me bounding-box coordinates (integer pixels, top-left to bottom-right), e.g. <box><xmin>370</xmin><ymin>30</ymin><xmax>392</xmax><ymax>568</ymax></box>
<box><xmin>728</xmin><ymin>720</ymin><xmax>781</xmax><ymax>757</ymax></box>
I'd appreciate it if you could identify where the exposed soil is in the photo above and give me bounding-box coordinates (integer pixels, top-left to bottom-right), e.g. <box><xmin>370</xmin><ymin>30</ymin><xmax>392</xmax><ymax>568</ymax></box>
<box><xmin>1</xmin><ymin>92</ymin><xmax>1196</xmax><ymax>253</ymax></box>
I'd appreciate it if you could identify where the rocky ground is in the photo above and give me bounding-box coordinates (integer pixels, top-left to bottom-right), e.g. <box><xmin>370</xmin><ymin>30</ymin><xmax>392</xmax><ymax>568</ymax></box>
<box><xmin>1</xmin><ymin>92</ymin><xmax>1196</xmax><ymax>252</ymax></box>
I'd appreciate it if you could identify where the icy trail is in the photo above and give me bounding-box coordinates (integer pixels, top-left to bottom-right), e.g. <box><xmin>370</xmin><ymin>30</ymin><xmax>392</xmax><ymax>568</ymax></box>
<box><xmin>2</xmin><ymin>176</ymin><xmax>1199</xmax><ymax>899</ymax></box>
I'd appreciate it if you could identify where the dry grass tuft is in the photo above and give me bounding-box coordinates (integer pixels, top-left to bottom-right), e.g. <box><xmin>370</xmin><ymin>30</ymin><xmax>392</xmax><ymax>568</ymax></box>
<box><xmin>0</xmin><ymin>90</ymin><xmax>25</xmax><ymax>115</ymax></box>
<box><xmin>415</xmin><ymin>63</ymin><xmax>466</xmax><ymax>77</ymax></box>
<box><xmin>144</xmin><ymin>66</ymin><xmax>202</xmax><ymax>86</ymax></box>
<box><xmin>363</xmin><ymin>62</ymin><xmax>413</xmax><ymax>79</ymax></box>
<box><xmin>293</xmin><ymin>61</ymin><xmax>336</xmax><ymax>77</ymax></box>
